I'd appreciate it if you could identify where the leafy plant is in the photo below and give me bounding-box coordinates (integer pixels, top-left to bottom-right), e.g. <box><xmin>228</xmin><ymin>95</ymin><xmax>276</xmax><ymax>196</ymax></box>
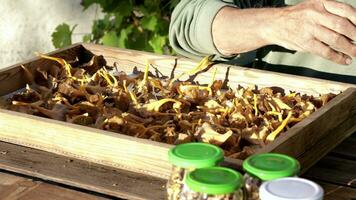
<box><xmin>51</xmin><ymin>0</ymin><xmax>180</xmax><ymax>54</ymax></box>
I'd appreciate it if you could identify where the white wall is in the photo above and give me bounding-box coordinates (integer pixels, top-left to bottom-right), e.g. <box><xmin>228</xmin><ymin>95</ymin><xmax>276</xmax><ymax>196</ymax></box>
<box><xmin>0</xmin><ymin>0</ymin><xmax>100</xmax><ymax>68</ymax></box>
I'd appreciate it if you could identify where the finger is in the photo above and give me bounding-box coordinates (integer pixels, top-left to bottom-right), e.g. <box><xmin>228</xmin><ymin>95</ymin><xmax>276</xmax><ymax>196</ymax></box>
<box><xmin>308</xmin><ymin>39</ymin><xmax>352</xmax><ymax>65</ymax></box>
<box><xmin>314</xmin><ymin>25</ymin><xmax>356</xmax><ymax>58</ymax></box>
<box><xmin>323</xmin><ymin>0</ymin><xmax>356</xmax><ymax>25</ymax></box>
<box><xmin>317</xmin><ymin>12</ymin><xmax>356</xmax><ymax>41</ymax></box>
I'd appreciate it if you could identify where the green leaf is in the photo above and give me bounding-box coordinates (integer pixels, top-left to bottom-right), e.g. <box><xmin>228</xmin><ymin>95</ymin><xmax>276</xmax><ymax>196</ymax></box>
<box><xmin>148</xmin><ymin>34</ymin><xmax>167</xmax><ymax>54</ymax></box>
<box><xmin>141</xmin><ymin>15</ymin><xmax>158</xmax><ymax>32</ymax></box>
<box><xmin>156</xmin><ymin>18</ymin><xmax>170</xmax><ymax>35</ymax></box>
<box><xmin>82</xmin><ymin>0</ymin><xmax>121</xmax><ymax>13</ymax></box>
<box><xmin>169</xmin><ymin>0</ymin><xmax>181</xmax><ymax>10</ymax></box>
<box><xmin>83</xmin><ymin>34</ymin><xmax>92</xmax><ymax>42</ymax></box>
<box><xmin>118</xmin><ymin>26</ymin><xmax>133</xmax><ymax>48</ymax></box>
<box><xmin>114</xmin><ymin>13</ymin><xmax>124</xmax><ymax>29</ymax></box>
<box><xmin>102</xmin><ymin>31</ymin><xmax>119</xmax><ymax>47</ymax></box>
<box><xmin>129</xmin><ymin>29</ymin><xmax>153</xmax><ymax>52</ymax></box>
<box><xmin>81</xmin><ymin>0</ymin><xmax>99</xmax><ymax>10</ymax></box>
<box><xmin>144</xmin><ymin>0</ymin><xmax>160</xmax><ymax>12</ymax></box>
<box><xmin>91</xmin><ymin>14</ymin><xmax>112</xmax><ymax>41</ymax></box>
<box><xmin>116</xmin><ymin>0</ymin><xmax>133</xmax><ymax>17</ymax></box>
<box><xmin>51</xmin><ymin>23</ymin><xmax>75</xmax><ymax>48</ymax></box>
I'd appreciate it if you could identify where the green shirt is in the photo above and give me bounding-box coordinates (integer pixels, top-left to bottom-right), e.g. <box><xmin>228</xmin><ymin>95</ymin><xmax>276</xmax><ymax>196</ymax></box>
<box><xmin>169</xmin><ymin>0</ymin><xmax>356</xmax><ymax>83</ymax></box>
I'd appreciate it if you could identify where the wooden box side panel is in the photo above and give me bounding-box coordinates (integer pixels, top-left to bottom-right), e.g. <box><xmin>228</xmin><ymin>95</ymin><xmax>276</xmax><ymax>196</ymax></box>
<box><xmin>0</xmin><ymin>109</ymin><xmax>173</xmax><ymax>179</ymax></box>
<box><xmin>0</xmin><ymin>44</ymin><xmax>86</xmax><ymax>96</ymax></box>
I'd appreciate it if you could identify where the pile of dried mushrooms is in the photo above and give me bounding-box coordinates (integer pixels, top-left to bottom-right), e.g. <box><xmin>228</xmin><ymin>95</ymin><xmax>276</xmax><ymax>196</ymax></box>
<box><xmin>2</xmin><ymin>54</ymin><xmax>336</xmax><ymax>159</ymax></box>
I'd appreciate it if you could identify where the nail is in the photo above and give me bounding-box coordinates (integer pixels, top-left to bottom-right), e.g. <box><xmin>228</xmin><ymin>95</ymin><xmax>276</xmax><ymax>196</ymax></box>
<box><xmin>346</xmin><ymin>58</ymin><xmax>352</xmax><ymax>65</ymax></box>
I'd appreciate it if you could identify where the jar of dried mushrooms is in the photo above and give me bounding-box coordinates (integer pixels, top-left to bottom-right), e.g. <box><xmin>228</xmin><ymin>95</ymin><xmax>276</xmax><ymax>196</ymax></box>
<box><xmin>259</xmin><ymin>177</ymin><xmax>324</xmax><ymax>200</ymax></box>
<box><xmin>167</xmin><ymin>143</ymin><xmax>224</xmax><ymax>200</ymax></box>
<box><xmin>181</xmin><ymin>167</ymin><xmax>244</xmax><ymax>200</ymax></box>
<box><xmin>242</xmin><ymin>153</ymin><xmax>300</xmax><ymax>200</ymax></box>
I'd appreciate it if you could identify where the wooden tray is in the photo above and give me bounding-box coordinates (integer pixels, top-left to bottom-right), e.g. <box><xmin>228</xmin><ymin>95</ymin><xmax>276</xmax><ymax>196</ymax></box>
<box><xmin>0</xmin><ymin>43</ymin><xmax>355</xmax><ymax>179</ymax></box>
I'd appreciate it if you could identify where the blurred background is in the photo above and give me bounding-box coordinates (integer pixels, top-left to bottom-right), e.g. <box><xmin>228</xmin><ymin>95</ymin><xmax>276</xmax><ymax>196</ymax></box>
<box><xmin>0</xmin><ymin>0</ymin><xmax>99</xmax><ymax>68</ymax></box>
<box><xmin>0</xmin><ymin>0</ymin><xmax>178</xmax><ymax>69</ymax></box>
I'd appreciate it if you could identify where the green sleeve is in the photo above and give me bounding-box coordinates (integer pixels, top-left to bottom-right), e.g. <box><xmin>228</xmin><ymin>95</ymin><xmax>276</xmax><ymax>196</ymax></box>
<box><xmin>168</xmin><ymin>0</ymin><xmax>284</xmax><ymax>64</ymax></box>
<box><xmin>169</xmin><ymin>0</ymin><xmax>235</xmax><ymax>60</ymax></box>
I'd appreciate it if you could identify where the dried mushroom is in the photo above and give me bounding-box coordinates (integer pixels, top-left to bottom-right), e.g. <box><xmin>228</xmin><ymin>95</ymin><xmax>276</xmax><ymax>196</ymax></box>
<box><xmin>2</xmin><ymin>54</ymin><xmax>337</xmax><ymax>159</ymax></box>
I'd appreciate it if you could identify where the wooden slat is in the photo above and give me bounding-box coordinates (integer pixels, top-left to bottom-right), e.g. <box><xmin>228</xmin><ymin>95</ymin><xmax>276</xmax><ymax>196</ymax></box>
<box><xmin>297</xmin><ymin>120</ymin><xmax>356</xmax><ymax>174</ymax></box>
<box><xmin>303</xmin><ymin>155</ymin><xmax>356</xmax><ymax>188</ymax></box>
<box><xmin>0</xmin><ymin>141</ymin><xmax>166</xmax><ymax>200</ymax></box>
<box><xmin>0</xmin><ymin>108</ymin><xmax>174</xmax><ymax>179</ymax></box>
<box><xmin>16</xmin><ymin>183</ymin><xmax>107</xmax><ymax>200</ymax></box>
<box><xmin>316</xmin><ymin>181</ymin><xmax>356</xmax><ymax>200</ymax></box>
<box><xmin>0</xmin><ymin>172</ymin><xmax>107</xmax><ymax>200</ymax></box>
<box><xmin>0</xmin><ymin>44</ymin><xmax>85</xmax><ymax>96</ymax></box>
<box><xmin>330</xmin><ymin>133</ymin><xmax>356</xmax><ymax>160</ymax></box>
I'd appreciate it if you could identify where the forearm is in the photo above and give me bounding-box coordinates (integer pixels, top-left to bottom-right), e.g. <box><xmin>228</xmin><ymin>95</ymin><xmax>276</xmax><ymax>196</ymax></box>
<box><xmin>213</xmin><ymin>1</ymin><xmax>356</xmax><ymax>65</ymax></box>
<box><xmin>212</xmin><ymin>6</ymin><xmax>282</xmax><ymax>56</ymax></box>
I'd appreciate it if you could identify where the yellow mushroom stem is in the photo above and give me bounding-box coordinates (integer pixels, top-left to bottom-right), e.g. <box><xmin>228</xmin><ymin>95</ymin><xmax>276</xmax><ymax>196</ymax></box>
<box><xmin>287</xmin><ymin>93</ymin><xmax>296</xmax><ymax>97</ymax></box>
<box><xmin>272</xmin><ymin>97</ymin><xmax>291</xmax><ymax>110</ymax></box>
<box><xmin>266</xmin><ymin>111</ymin><xmax>283</xmax><ymax>122</ymax></box>
<box><xmin>71</xmin><ymin>75</ymin><xmax>92</xmax><ymax>85</ymax></box>
<box><xmin>98</xmin><ymin>69</ymin><xmax>117</xmax><ymax>87</ymax></box>
<box><xmin>266</xmin><ymin>111</ymin><xmax>293</xmax><ymax>142</ymax></box>
<box><xmin>38</xmin><ymin>54</ymin><xmax>72</xmax><ymax>77</ymax></box>
<box><xmin>143</xmin><ymin>61</ymin><xmax>149</xmax><ymax>85</ymax></box>
<box><xmin>169</xmin><ymin>55</ymin><xmax>211</xmax><ymax>87</ymax></box>
<box><xmin>268</xmin><ymin>102</ymin><xmax>277</xmax><ymax>112</ymax></box>
<box><xmin>123</xmin><ymin>80</ymin><xmax>138</xmax><ymax>105</ymax></box>
<box><xmin>137</xmin><ymin>60</ymin><xmax>150</xmax><ymax>92</ymax></box>
<box><xmin>179</xmin><ymin>85</ymin><xmax>213</xmax><ymax>96</ymax></box>
<box><xmin>143</xmin><ymin>98</ymin><xmax>182</xmax><ymax>112</ymax></box>
<box><xmin>208</xmin><ymin>67</ymin><xmax>218</xmax><ymax>88</ymax></box>
<box><xmin>253</xmin><ymin>94</ymin><xmax>258</xmax><ymax>116</ymax></box>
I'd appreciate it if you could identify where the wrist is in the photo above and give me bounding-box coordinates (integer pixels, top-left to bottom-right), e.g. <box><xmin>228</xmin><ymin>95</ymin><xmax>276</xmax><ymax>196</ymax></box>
<box><xmin>212</xmin><ymin>6</ymin><xmax>285</xmax><ymax>56</ymax></box>
<box><xmin>259</xmin><ymin>7</ymin><xmax>290</xmax><ymax>47</ymax></box>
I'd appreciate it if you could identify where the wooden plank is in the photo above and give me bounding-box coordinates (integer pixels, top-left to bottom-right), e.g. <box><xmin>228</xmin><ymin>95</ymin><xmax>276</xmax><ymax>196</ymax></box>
<box><xmin>16</xmin><ymin>182</ymin><xmax>108</xmax><ymax>200</ymax></box>
<box><xmin>0</xmin><ymin>141</ymin><xmax>166</xmax><ymax>200</ymax></box>
<box><xmin>303</xmin><ymin>155</ymin><xmax>356</xmax><ymax>188</ymax></box>
<box><xmin>330</xmin><ymin>133</ymin><xmax>356</xmax><ymax>160</ymax></box>
<box><xmin>0</xmin><ymin>173</ymin><xmax>42</xmax><ymax>200</ymax></box>
<box><xmin>316</xmin><ymin>181</ymin><xmax>356</xmax><ymax>200</ymax></box>
<box><xmin>0</xmin><ymin>44</ymin><xmax>85</xmax><ymax>96</ymax></box>
<box><xmin>298</xmin><ymin>120</ymin><xmax>356</xmax><ymax>174</ymax></box>
<box><xmin>0</xmin><ymin>171</ymin><xmax>107</xmax><ymax>200</ymax></box>
<box><xmin>0</xmin><ymin>108</ymin><xmax>174</xmax><ymax>179</ymax></box>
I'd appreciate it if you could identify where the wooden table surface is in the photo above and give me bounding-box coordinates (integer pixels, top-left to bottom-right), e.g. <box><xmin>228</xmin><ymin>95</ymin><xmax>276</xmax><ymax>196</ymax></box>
<box><xmin>0</xmin><ymin>134</ymin><xmax>355</xmax><ymax>200</ymax></box>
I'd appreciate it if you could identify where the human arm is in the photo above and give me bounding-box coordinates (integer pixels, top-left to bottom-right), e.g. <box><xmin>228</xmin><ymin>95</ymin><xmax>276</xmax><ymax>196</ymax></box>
<box><xmin>212</xmin><ymin>0</ymin><xmax>356</xmax><ymax>65</ymax></box>
<box><xmin>169</xmin><ymin>0</ymin><xmax>287</xmax><ymax>60</ymax></box>
<box><xmin>168</xmin><ymin>0</ymin><xmax>236</xmax><ymax>60</ymax></box>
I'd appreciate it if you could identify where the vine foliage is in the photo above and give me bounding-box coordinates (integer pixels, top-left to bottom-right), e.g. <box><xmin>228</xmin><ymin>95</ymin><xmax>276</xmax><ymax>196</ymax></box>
<box><xmin>51</xmin><ymin>0</ymin><xmax>180</xmax><ymax>54</ymax></box>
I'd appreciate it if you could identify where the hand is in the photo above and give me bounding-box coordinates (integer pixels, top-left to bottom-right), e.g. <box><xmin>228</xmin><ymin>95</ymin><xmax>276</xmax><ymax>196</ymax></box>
<box><xmin>267</xmin><ymin>0</ymin><xmax>356</xmax><ymax>65</ymax></box>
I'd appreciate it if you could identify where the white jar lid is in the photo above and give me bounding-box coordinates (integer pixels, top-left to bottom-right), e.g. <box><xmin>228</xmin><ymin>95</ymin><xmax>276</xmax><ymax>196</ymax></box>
<box><xmin>259</xmin><ymin>177</ymin><xmax>324</xmax><ymax>200</ymax></box>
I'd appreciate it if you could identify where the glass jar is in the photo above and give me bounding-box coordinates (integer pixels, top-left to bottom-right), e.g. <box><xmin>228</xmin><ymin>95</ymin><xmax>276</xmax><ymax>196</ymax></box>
<box><xmin>259</xmin><ymin>177</ymin><xmax>324</xmax><ymax>200</ymax></box>
<box><xmin>167</xmin><ymin>143</ymin><xmax>224</xmax><ymax>200</ymax></box>
<box><xmin>181</xmin><ymin>167</ymin><xmax>244</xmax><ymax>200</ymax></box>
<box><xmin>242</xmin><ymin>153</ymin><xmax>300</xmax><ymax>200</ymax></box>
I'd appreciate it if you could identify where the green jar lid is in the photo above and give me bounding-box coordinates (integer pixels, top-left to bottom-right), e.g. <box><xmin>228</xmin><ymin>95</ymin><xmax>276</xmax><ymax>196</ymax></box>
<box><xmin>243</xmin><ymin>153</ymin><xmax>300</xmax><ymax>181</ymax></box>
<box><xmin>168</xmin><ymin>143</ymin><xmax>224</xmax><ymax>168</ymax></box>
<box><xmin>186</xmin><ymin>167</ymin><xmax>243</xmax><ymax>195</ymax></box>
